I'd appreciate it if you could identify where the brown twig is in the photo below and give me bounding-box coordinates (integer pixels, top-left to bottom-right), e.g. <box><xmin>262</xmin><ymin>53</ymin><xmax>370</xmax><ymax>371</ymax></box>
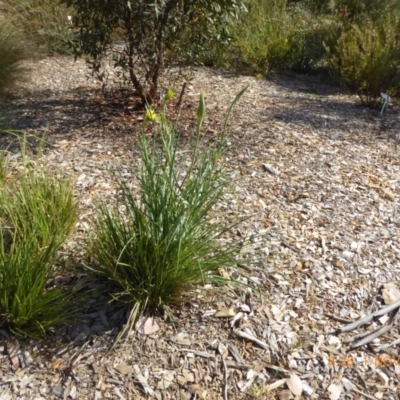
<box><xmin>336</xmin><ymin>300</ymin><xmax>400</xmax><ymax>350</ymax></box>
<box><xmin>222</xmin><ymin>357</ymin><xmax>228</xmax><ymax>400</ymax></box>
<box><xmin>177</xmin><ymin>82</ymin><xmax>187</xmax><ymax>109</ymax></box>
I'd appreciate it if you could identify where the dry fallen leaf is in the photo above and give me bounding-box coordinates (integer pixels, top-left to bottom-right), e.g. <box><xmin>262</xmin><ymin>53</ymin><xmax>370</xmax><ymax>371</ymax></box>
<box><xmin>382</xmin><ymin>188</ymin><xmax>395</xmax><ymax>201</ymax></box>
<box><xmin>278</xmin><ymin>389</ymin><xmax>294</xmax><ymax>400</ymax></box>
<box><xmin>262</xmin><ymin>163</ymin><xmax>280</xmax><ymax>175</ymax></box>
<box><xmin>341</xmin><ymin>377</ymin><xmax>355</xmax><ymax>391</ymax></box>
<box><xmin>215</xmin><ymin>308</ymin><xmax>236</xmax><ymax>318</ymax></box>
<box><xmin>376</xmin><ymin>370</ymin><xmax>389</xmax><ymax>385</ymax></box>
<box><xmin>286</xmin><ymin>374</ymin><xmax>303</xmax><ymax>397</ymax></box>
<box><xmin>156</xmin><ymin>370</ymin><xmax>175</xmax><ymax>390</ymax></box>
<box><xmin>218</xmin><ymin>268</ymin><xmax>231</xmax><ymax>279</ymax></box>
<box><xmin>133</xmin><ymin>365</ymin><xmax>154</xmax><ymax>395</ymax></box>
<box><xmin>271</xmin><ymin>304</ymin><xmax>284</xmax><ymax>321</ymax></box>
<box><xmin>189</xmin><ymin>384</ymin><xmax>207</xmax><ymax>399</ymax></box>
<box><xmin>170</xmin><ymin>332</ymin><xmax>191</xmax><ymax>346</ymax></box>
<box><xmin>382</xmin><ymin>282</ymin><xmax>400</xmax><ymax>304</ymax></box>
<box><xmin>331</xmin><ymin>258</ymin><xmax>343</xmax><ymax>269</ymax></box>
<box><xmin>328</xmin><ymin>382</ymin><xmax>343</xmax><ymax>400</ymax></box>
<box><xmin>177</xmin><ymin>368</ymin><xmax>195</xmax><ymax>385</ymax></box>
<box><xmin>6</xmin><ymin>341</ymin><xmax>20</xmax><ymax>368</ymax></box>
<box><xmin>136</xmin><ymin>316</ymin><xmax>160</xmax><ymax>335</ymax></box>
<box><xmin>218</xmin><ymin>342</ymin><xmax>228</xmax><ymax>358</ymax></box>
<box><xmin>264</xmin><ymin>379</ymin><xmax>287</xmax><ymax>392</ymax></box>
<box><xmin>51</xmin><ymin>360</ymin><xmax>63</xmax><ymax>370</ymax></box>
<box><xmin>115</xmin><ymin>363</ymin><xmax>132</xmax><ymax>375</ymax></box>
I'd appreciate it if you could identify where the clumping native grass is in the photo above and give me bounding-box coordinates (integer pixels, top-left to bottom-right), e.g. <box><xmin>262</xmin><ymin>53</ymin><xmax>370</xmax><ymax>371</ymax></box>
<box><xmin>1</xmin><ymin>0</ymin><xmax>73</xmax><ymax>55</ymax></box>
<box><xmin>0</xmin><ymin>139</ymin><xmax>79</xmax><ymax>336</ymax></box>
<box><xmin>88</xmin><ymin>88</ymin><xmax>248</xmax><ymax>341</ymax></box>
<box><xmin>0</xmin><ymin>19</ymin><xmax>33</xmax><ymax>96</ymax></box>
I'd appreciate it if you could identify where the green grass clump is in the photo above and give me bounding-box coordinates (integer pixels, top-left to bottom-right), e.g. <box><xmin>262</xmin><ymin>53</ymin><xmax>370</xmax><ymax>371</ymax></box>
<box><xmin>0</xmin><ymin>19</ymin><xmax>33</xmax><ymax>96</ymax></box>
<box><xmin>1</xmin><ymin>0</ymin><xmax>73</xmax><ymax>54</ymax></box>
<box><xmin>0</xmin><ymin>140</ymin><xmax>78</xmax><ymax>336</ymax></box>
<box><xmin>88</xmin><ymin>88</ymin><xmax>248</xmax><ymax>339</ymax></box>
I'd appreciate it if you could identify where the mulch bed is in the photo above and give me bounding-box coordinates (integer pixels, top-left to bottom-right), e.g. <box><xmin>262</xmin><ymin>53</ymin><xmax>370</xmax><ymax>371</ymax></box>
<box><xmin>1</xmin><ymin>55</ymin><xmax>400</xmax><ymax>399</ymax></box>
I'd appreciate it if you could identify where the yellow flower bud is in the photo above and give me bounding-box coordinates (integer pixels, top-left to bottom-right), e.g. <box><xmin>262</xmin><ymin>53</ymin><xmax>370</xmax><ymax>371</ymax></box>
<box><xmin>165</xmin><ymin>89</ymin><xmax>175</xmax><ymax>101</ymax></box>
<box><xmin>145</xmin><ymin>107</ymin><xmax>158</xmax><ymax>122</ymax></box>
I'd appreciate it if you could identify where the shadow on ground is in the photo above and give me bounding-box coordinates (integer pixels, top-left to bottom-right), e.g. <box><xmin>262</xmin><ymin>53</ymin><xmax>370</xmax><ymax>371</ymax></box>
<box><xmin>2</xmin><ymin>86</ymin><xmax>142</xmax><ymax>137</ymax></box>
<box><xmin>1</xmin><ymin>71</ymin><xmax>399</xmax><ymax>150</ymax></box>
<box><xmin>257</xmin><ymin>72</ymin><xmax>400</xmax><ymax>145</ymax></box>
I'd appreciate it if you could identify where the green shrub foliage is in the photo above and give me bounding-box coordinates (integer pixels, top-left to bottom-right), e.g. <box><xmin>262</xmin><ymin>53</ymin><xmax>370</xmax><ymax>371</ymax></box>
<box><xmin>62</xmin><ymin>0</ymin><xmax>244</xmax><ymax>104</ymax></box>
<box><xmin>0</xmin><ymin>19</ymin><xmax>32</xmax><ymax>96</ymax></box>
<box><xmin>229</xmin><ymin>0</ymin><xmax>337</xmax><ymax>74</ymax></box>
<box><xmin>326</xmin><ymin>16</ymin><xmax>400</xmax><ymax>106</ymax></box>
<box><xmin>333</xmin><ymin>0</ymin><xmax>400</xmax><ymax>22</ymax></box>
<box><xmin>230</xmin><ymin>0</ymin><xmax>292</xmax><ymax>74</ymax></box>
<box><xmin>285</xmin><ymin>10</ymin><xmax>337</xmax><ymax>72</ymax></box>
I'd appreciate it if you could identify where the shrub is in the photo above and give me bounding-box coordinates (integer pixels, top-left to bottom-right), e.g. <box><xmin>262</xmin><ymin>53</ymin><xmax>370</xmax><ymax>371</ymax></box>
<box><xmin>294</xmin><ymin>0</ymin><xmax>336</xmax><ymax>14</ymax></box>
<box><xmin>285</xmin><ymin>10</ymin><xmax>338</xmax><ymax>72</ymax></box>
<box><xmin>1</xmin><ymin>0</ymin><xmax>73</xmax><ymax>54</ymax></box>
<box><xmin>0</xmin><ymin>139</ymin><xmax>78</xmax><ymax>336</ymax></box>
<box><xmin>295</xmin><ymin>0</ymin><xmax>400</xmax><ymax>20</ymax></box>
<box><xmin>230</xmin><ymin>0</ymin><xmax>293</xmax><ymax>74</ymax></box>
<box><xmin>62</xmin><ymin>0</ymin><xmax>244</xmax><ymax>104</ymax></box>
<box><xmin>326</xmin><ymin>16</ymin><xmax>400</xmax><ymax>106</ymax></box>
<box><xmin>333</xmin><ymin>0</ymin><xmax>400</xmax><ymax>22</ymax></box>
<box><xmin>0</xmin><ymin>19</ymin><xmax>32</xmax><ymax>96</ymax></box>
<box><xmin>229</xmin><ymin>0</ymin><xmax>345</xmax><ymax>75</ymax></box>
<box><xmin>88</xmin><ymin>88</ymin><xmax>248</xmax><ymax>341</ymax></box>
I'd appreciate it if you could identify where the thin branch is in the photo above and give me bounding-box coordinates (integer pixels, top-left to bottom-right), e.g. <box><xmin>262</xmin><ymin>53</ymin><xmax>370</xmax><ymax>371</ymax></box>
<box><xmin>222</xmin><ymin>358</ymin><xmax>228</xmax><ymax>400</ymax></box>
<box><xmin>177</xmin><ymin>82</ymin><xmax>187</xmax><ymax>110</ymax></box>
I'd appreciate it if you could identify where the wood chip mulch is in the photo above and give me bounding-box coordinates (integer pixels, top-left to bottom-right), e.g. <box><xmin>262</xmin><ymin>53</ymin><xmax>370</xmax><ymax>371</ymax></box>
<box><xmin>1</xmin><ymin>55</ymin><xmax>400</xmax><ymax>400</ymax></box>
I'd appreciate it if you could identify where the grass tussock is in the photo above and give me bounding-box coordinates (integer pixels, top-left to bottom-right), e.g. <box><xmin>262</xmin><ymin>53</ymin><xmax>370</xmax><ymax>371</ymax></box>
<box><xmin>88</xmin><ymin>88</ymin><xmax>248</xmax><ymax>341</ymax></box>
<box><xmin>1</xmin><ymin>0</ymin><xmax>73</xmax><ymax>54</ymax></box>
<box><xmin>0</xmin><ymin>19</ymin><xmax>33</xmax><ymax>96</ymax></box>
<box><xmin>0</xmin><ymin>138</ymin><xmax>78</xmax><ymax>336</ymax></box>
